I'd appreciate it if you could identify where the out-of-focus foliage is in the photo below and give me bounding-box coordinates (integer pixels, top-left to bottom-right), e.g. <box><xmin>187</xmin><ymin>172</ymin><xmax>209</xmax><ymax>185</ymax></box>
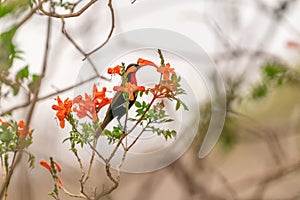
<box><xmin>0</xmin><ymin>0</ymin><xmax>29</xmax><ymax>18</ymax></box>
<box><xmin>0</xmin><ymin>0</ymin><xmax>39</xmax><ymax>101</ymax></box>
<box><xmin>251</xmin><ymin>61</ymin><xmax>300</xmax><ymax>100</ymax></box>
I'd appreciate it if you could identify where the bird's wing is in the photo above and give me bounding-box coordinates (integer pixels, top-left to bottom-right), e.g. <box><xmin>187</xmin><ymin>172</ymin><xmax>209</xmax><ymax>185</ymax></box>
<box><xmin>110</xmin><ymin>91</ymin><xmax>126</xmax><ymax>110</ymax></box>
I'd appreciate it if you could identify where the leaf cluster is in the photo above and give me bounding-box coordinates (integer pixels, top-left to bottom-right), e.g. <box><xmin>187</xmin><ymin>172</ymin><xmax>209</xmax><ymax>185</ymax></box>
<box><xmin>0</xmin><ymin>119</ymin><xmax>35</xmax><ymax>170</ymax></box>
<box><xmin>0</xmin><ymin>119</ymin><xmax>33</xmax><ymax>155</ymax></box>
<box><xmin>102</xmin><ymin>125</ymin><xmax>123</xmax><ymax>144</ymax></box>
<box><xmin>251</xmin><ymin>61</ymin><xmax>300</xmax><ymax>99</ymax></box>
<box><xmin>0</xmin><ymin>28</ymin><xmax>40</xmax><ymax>98</ymax></box>
<box><xmin>131</xmin><ymin>100</ymin><xmax>177</xmax><ymax>140</ymax></box>
<box><xmin>64</xmin><ymin>115</ymin><xmax>99</xmax><ymax>151</ymax></box>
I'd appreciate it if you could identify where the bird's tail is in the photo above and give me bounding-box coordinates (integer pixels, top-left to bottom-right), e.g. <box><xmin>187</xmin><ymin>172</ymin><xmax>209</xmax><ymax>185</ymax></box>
<box><xmin>95</xmin><ymin>111</ymin><xmax>113</xmax><ymax>138</ymax></box>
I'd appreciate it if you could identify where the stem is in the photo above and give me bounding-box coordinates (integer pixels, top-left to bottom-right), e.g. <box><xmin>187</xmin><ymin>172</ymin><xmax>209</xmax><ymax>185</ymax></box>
<box><xmin>60</xmin><ymin>186</ymin><xmax>88</xmax><ymax>199</ymax></box>
<box><xmin>127</xmin><ymin>97</ymin><xmax>156</xmax><ymax>135</ymax></box>
<box><xmin>88</xmin><ymin>142</ymin><xmax>106</xmax><ymax>163</ymax></box>
<box><xmin>157</xmin><ymin>49</ymin><xmax>165</xmax><ymax>66</ymax></box>
<box><xmin>0</xmin><ymin>156</ymin><xmax>5</xmax><ymax>184</ymax></box>
<box><xmin>83</xmin><ymin>140</ymin><xmax>96</xmax><ymax>183</ymax></box>
<box><xmin>123</xmin><ymin>100</ymin><xmax>129</xmax><ymax>132</ymax></box>
<box><xmin>0</xmin><ymin>152</ymin><xmax>18</xmax><ymax>199</ymax></box>
<box><xmin>61</xmin><ymin>18</ymin><xmax>100</xmax><ymax>78</ymax></box>
<box><xmin>126</xmin><ymin>121</ymin><xmax>150</xmax><ymax>151</ymax></box>
<box><xmin>85</xmin><ymin>0</ymin><xmax>115</xmax><ymax>57</ymax></box>
<box><xmin>38</xmin><ymin>0</ymin><xmax>98</xmax><ymax>18</ymax></box>
<box><xmin>106</xmin><ymin>134</ymin><xmax>126</xmax><ymax>164</ymax></box>
<box><xmin>0</xmin><ymin>75</ymin><xmax>100</xmax><ymax>117</ymax></box>
<box><xmin>69</xmin><ymin>121</ymin><xmax>85</xmax><ymax>174</ymax></box>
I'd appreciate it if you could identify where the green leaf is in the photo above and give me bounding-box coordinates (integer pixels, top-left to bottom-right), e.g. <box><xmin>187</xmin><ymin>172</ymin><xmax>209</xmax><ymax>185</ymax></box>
<box><xmin>263</xmin><ymin>62</ymin><xmax>285</xmax><ymax>80</ymax></box>
<box><xmin>135</xmin><ymin>101</ymin><xmax>142</xmax><ymax>107</ymax></box>
<box><xmin>142</xmin><ymin>101</ymin><xmax>147</xmax><ymax>108</ymax></box>
<box><xmin>62</xmin><ymin>137</ymin><xmax>71</xmax><ymax>143</ymax></box>
<box><xmin>158</xmin><ymin>129</ymin><xmax>177</xmax><ymax>140</ymax></box>
<box><xmin>28</xmin><ymin>153</ymin><xmax>35</xmax><ymax>169</ymax></box>
<box><xmin>139</xmin><ymin>91</ymin><xmax>144</xmax><ymax>97</ymax></box>
<box><xmin>174</xmin><ymin>98</ymin><xmax>189</xmax><ymax>111</ymax></box>
<box><xmin>181</xmin><ymin>100</ymin><xmax>189</xmax><ymax>111</ymax></box>
<box><xmin>16</xmin><ymin>65</ymin><xmax>29</xmax><ymax>81</ymax></box>
<box><xmin>103</xmin><ymin>126</ymin><xmax>123</xmax><ymax>144</ymax></box>
<box><xmin>102</xmin><ymin>129</ymin><xmax>111</xmax><ymax>136</ymax></box>
<box><xmin>252</xmin><ymin>84</ymin><xmax>268</xmax><ymax>100</ymax></box>
<box><xmin>135</xmin><ymin>108</ymin><xmax>144</xmax><ymax>116</ymax></box>
<box><xmin>0</xmin><ymin>4</ymin><xmax>15</xmax><ymax>18</ymax></box>
<box><xmin>0</xmin><ymin>129</ymin><xmax>13</xmax><ymax>143</ymax></box>
<box><xmin>0</xmin><ymin>0</ymin><xmax>29</xmax><ymax>18</ymax></box>
<box><xmin>0</xmin><ymin>27</ymin><xmax>17</xmax><ymax>70</ymax></box>
<box><xmin>176</xmin><ymin>100</ymin><xmax>180</xmax><ymax>110</ymax></box>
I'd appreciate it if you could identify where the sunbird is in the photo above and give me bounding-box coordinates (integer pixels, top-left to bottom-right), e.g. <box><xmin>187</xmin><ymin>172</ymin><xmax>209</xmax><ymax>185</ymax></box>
<box><xmin>96</xmin><ymin>59</ymin><xmax>157</xmax><ymax>136</ymax></box>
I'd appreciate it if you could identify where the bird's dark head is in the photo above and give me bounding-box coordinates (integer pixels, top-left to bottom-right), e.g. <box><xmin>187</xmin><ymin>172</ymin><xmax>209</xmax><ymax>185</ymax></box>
<box><xmin>125</xmin><ymin>64</ymin><xmax>140</xmax><ymax>75</ymax></box>
<box><xmin>125</xmin><ymin>59</ymin><xmax>157</xmax><ymax>85</ymax></box>
<box><xmin>125</xmin><ymin>64</ymin><xmax>140</xmax><ymax>85</ymax></box>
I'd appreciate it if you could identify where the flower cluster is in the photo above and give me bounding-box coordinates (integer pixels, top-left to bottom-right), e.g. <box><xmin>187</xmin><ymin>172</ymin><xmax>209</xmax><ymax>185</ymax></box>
<box><xmin>0</xmin><ymin>118</ymin><xmax>34</xmax><ymax>172</ymax></box>
<box><xmin>157</xmin><ymin>63</ymin><xmax>175</xmax><ymax>81</ymax></box>
<box><xmin>73</xmin><ymin>85</ymin><xmax>111</xmax><ymax>121</ymax></box>
<box><xmin>47</xmin><ymin>50</ymin><xmax>187</xmax><ymax>200</ymax></box>
<box><xmin>17</xmin><ymin>120</ymin><xmax>33</xmax><ymax>138</ymax></box>
<box><xmin>51</xmin><ymin>51</ymin><xmax>187</xmax><ymax>147</ymax></box>
<box><xmin>113</xmin><ymin>82</ymin><xmax>145</xmax><ymax>101</ymax></box>
<box><xmin>52</xmin><ymin>84</ymin><xmax>111</xmax><ymax>128</ymax></box>
<box><xmin>107</xmin><ymin>65</ymin><xmax>122</xmax><ymax>75</ymax></box>
<box><xmin>0</xmin><ymin>118</ymin><xmax>33</xmax><ymax>139</ymax></box>
<box><xmin>140</xmin><ymin>60</ymin><xmax>182</xmax><ymax>100</ymax></box>
<box><xmin>52</xmin><ymin>96</ymin><xmax>73</xmax><ymax>128</ymax></box>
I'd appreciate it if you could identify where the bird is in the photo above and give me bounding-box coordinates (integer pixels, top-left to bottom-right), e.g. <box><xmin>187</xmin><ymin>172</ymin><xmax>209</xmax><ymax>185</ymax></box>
<box><xmin>96</xmin><ymin>60</ymin><xmax>156</xmax><ymax>137</ymax></box>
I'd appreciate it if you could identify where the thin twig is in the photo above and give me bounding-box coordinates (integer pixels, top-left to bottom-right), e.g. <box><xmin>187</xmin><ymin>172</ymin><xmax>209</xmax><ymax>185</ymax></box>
<box><xmin>60</xmin><ymin>186</ymin><xmax>88</xmax><ymax>199</ymax></box>
<box><xmin>229</xmin><ymin>109</ymin><xmax>285</xmax><ymax>166</ymax></box>
<box><xmin>88</xmin><ymin>141</ymin><xmax>106</xmax><ymax>163</ymax></box>
<box><xmin>126</xmin><ymin>122</ymin><xmax>149</xmax><ymax>151</ymax></box>
<box><xmin>38</xmin><ymin>0</ymin><xmax>98</xmax><ymax>18</ymax></box>
<box><xmin>82</xmin><ymin>141</ymin><xmax>96</xmax><ymax>183</ymax></box>
<box><xmin>206</xmin><ymin>160</ymin><xmax>238</xmax><ymax>199</ymax></box>
<box><xmin>127</xmin><ymin>97</ymin><xmax>156</xmax><ymax>134</ymax></box>
<box><xmin>233</xmin><ymin>159</ymin><xmax>300</xmax><ymax>196</ymax></box>
<box><xmin>170</xmin><ymin>159</ymin><xmax>226</xmax><ymax>200</ymax></box>
<box><xmin>85</xmin><ymin>0</ymin><xmax>115</xmax><ymax>58</ymax></box>
<box><xmin>106</xmin><ymin>135</ymin><xmax>126</xmax><ymax>163</ymax></box>
<box><xmin>61</xmin><ymin>18</ymin><xmax>100</xmax><ymax>78</ymax></box>
<box><xmin>15</xmin><ymin>0</ymin><xmax>46</xmax><ymax>29</ymax></box>
<box><xmin>0</xmin><ymin>75</ymin><xmax>99</xmax><ymax>116</ymax></box>
<box><xmin>95</xmin><ymin>164</ymin><xmax>119</xmax><ymax>200</ymax></box>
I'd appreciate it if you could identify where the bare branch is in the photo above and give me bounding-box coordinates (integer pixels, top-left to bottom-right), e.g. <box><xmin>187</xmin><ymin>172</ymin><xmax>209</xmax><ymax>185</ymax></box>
<box><xmin>37</xmin><ymin>0</ymin><xmax>98</xmax><ymax>18</ymax></box>
<box><xmin>85</xmin><ymin>0</ymin><xmax>115</xmax><ymax>57</ymax></box>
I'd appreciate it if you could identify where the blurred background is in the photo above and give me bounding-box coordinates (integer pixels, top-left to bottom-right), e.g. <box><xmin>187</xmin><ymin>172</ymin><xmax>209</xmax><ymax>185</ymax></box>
<box><xmin>1</xmin><ymin>0</ymin><xmax>300</xmax><ymax>199</ymax></box>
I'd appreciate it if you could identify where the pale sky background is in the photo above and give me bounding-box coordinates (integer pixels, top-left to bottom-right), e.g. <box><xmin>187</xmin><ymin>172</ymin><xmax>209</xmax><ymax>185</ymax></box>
<box><xmin>2</xmin><ymin>0</ymin><xmax>299</xmax><ymax>167</ymax></box>
<box><xmin>1</xmin><ymin>0</ymin><xmax>300</xmax><ymax>198</ymax></box>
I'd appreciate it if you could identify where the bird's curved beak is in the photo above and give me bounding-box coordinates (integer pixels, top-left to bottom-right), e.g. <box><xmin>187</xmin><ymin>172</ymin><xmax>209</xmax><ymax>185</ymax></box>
<box><xmin>137</xmin><ymin>58</ymin><xmax>157</xmax><ymax>68</ymax></box>
<box><xmin>125</xmin><ymin>66</ymin><xmax>138</xmax><ymax>74</ymax></box>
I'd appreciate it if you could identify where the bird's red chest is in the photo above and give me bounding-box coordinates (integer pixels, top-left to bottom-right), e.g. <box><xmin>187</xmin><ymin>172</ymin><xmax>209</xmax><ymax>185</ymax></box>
<box><xmin>129</xmin><ymin>73</ymin><xmax>137</xmax><ymax>85</ymax></box>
